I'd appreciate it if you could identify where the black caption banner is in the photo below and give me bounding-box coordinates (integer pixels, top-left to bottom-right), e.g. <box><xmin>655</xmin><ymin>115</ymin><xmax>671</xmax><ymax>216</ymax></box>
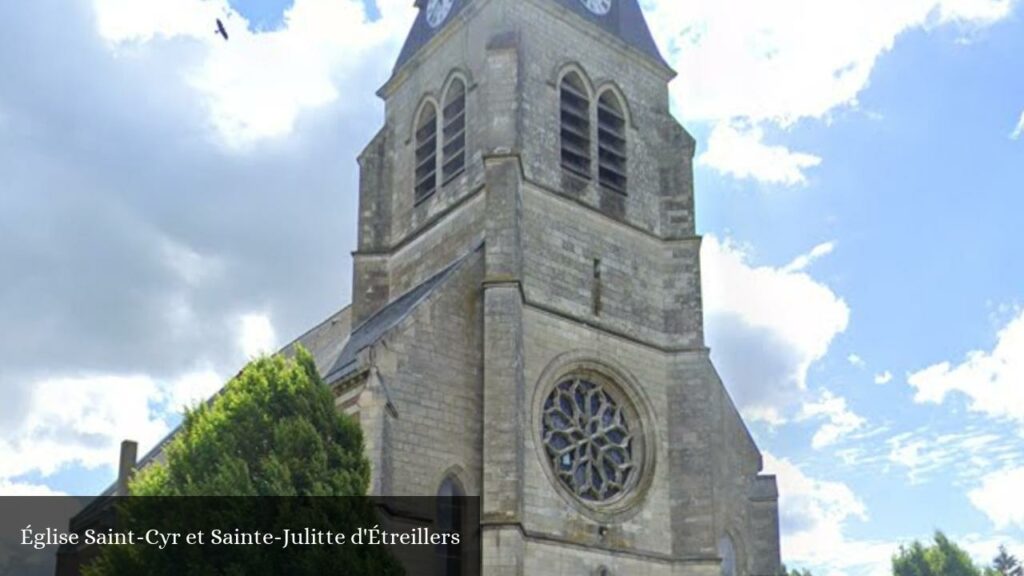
<box><xmin>0</xmin><ymin>496</ymin><xmax>480</xmax><ymax>576</ymax></box>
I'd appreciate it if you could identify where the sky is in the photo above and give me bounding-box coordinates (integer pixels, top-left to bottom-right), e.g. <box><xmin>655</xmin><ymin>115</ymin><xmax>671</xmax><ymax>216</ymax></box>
<box><xmin>0</xmin><ymin>0</ymin><xmax>1021</xmax><ymax>575</ymax></box>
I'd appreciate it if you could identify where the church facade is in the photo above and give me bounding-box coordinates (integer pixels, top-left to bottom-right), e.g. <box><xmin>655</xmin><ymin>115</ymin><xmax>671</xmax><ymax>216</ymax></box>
<box><xmin>307</xmin><ymin>0</ymin><xmax>782</xmax><ymax>574</ymax></box>
<box><xmin>74</xmin><ymin>1</ymin><xmax>781</xmax><ymax>575</ymax></box>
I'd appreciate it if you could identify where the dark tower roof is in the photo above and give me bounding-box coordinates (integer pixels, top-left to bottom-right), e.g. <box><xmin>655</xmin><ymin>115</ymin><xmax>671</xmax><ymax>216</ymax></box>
<box><xmin>393</xmin><ymin>0</ymin><xmax>669</xmax><ymax>73</ymax></box>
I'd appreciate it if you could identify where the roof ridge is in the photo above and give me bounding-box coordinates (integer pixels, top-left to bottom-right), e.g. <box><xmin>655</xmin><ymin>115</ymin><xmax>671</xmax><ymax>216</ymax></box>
<box><xmin>323</xmin><ymin>241</ymin><xmax>484</xmax><ymax>383</ymax></box>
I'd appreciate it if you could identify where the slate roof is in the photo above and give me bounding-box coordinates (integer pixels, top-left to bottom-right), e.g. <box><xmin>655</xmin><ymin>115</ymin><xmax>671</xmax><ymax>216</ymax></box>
<box><xmin>280</xmin><ymin>306</ymin><xmax>353</xmax><ymax>378</ymax></box>
<box><xmin>394</xmin><ymin>0</ymin><xmax>470</xmax><ymax>71</ymax></box>
<box><xmin>81</xmin><ymin>242</ymin><xmax>478</xmax><ymax>501</ymax></box>
<box><xmin>323</xmin><ymin>245</ymin><xmax>479</xmax><ymax>383</ymax></box>
<box><xmin>393</xmin><ymin>0</ymin><xmax>668</xmax><ymax>73</ymax></box>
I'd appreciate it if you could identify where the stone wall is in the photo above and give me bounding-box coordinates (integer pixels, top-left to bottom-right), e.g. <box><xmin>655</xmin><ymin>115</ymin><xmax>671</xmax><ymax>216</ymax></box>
<box><xmin>521</xmin><ymin>184</ymin><xmax>703</xmax><ymax>349</ymax></box>
<box><xmin>367</xmin><ymin>250</ymin><xmax>486</xmax><ymax>497</ymax></box>
<box><xmin>522</xmin><ymin>308</ymin><xmax>675</xmax><ymax>557</ymax></box>
<box><xmin>511</xmin><ymin>0</ymin><xmax>695</xmax><ymax>239</ymax></box>
<box><xmin>346</xmin><ymin>0</ymin><xmax>781</xmax><ymax>573</ymax></box>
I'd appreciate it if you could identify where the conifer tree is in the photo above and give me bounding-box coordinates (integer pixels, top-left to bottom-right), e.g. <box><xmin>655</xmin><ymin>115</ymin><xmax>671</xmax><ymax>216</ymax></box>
<box><xmin>84</xmin><ymin>348</ymin><xmax>402</xmax><ymax>576</ymax></box>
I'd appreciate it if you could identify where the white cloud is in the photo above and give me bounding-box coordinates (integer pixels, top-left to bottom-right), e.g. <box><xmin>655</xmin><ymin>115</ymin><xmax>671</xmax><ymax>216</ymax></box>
<box><xmin>161</xmin><ymin>237</ymin><xmax>222</xmax><ymax>289</ymax></box>
<box><xmin>165</xmin><ymin>369</ymin><xmax>223</xmax><ymax>411</ymax></box>
<box><xmin>886</xmin><ymin>436</ymin><xmax>931</xmax><ymax>483</ymax></box>
<box><xmin>970</xmin><ymin>467</ymin><xmax>1024</xmax><ymax>529</ymax></box>
<box><xmin>697</xmin><ymin>122</ymin><xmax>822</xmax><ymax>185</ymax></box>
<box><xmin>643</xmin><ymin>0</ymin><xmax>1015</xmax><ymax>184</ymax></box>
<box><xmin>907</xmin><ymin>308</ymin><xmax>1024</xmax><ymax>424</ymax></box>
<box><xmin>238</xmin><ymin>313</ymin><xmax>277</xmax><ymax>358</ymax></box>
<box><xmin>784</xmin><ymin>242</ymin><xmax>836</xmax><ymax>273</ymax></box>
<box><xmin>630</xmin><ymin>441</ymin><xmax>1018</xmax><ymax>576</ymax></box>
<box><xmin>1</xmin><ymin>0</ymin><xmax>390</xmax><ymax>495</ymax></box>
<box><xmin>92</xmin><ymin>0</ymin><xmax>416</xmax><ymax>144</ymax></box>
<box><xmin>763</xmin><ymin>453</ymin><xmax>893</xmax><ymax>576</ymax></box>
<box><xmin>0</xmin><ymin>374</ymin><xmax>169</xmax><ymax>480</ymax></box>
<box><xmin>1012</xmin><ymin>111</ymin><xmax>1024</xmax><ymax>139</ymax></box>
<box><xmin>798</xmin><ymin>390</ymin><xmax>867</xmax><ymax>449</ymax></box>
<box><xmin>847</xmin><ymin>354</ymin><xmax>867</xmax><ymax>369</ymax></box>
<box><xmin>93</xmin><ymin>0</ymin><xmax>229</xmax><ymax>43</ymax></box>
<box><xmin>886</xmin><ymin>428</ymin><xmax>1021</xmax><ymax>485</ymax></box>
<box><xmin>702</xmin><ymin>236</ymin><xmax>850</xmax><ymax>423</ymax></box>
<box><xmin>0</xmin><ymin>368</ymin><xmax>231</xmax><ymax>488</ymax></box>
<box><xmin>0</xmin><ymin>480</ymin><xmax>67</xmax><ymax>497</ymax></box>
<box><xmin>646</xmin><ymin>0</ymin><xmax>1013</xmax><ymax>124</ymax></box>
<box><xmin>874</xmin><ymin>371</ymin><xmax>893</xmax><ymax>385</ymax></box>
<box><xmin>833</xmin><ymin>443</ymin><xmax>892</xmax><ymax>470</ymax></box>
<box><xmin>762</xmin><ymin>452</ymin><xmax>1016</xmax><ymax>576</ymax></box>
<box><xmin>959</xmin><ymin>534</ymin><xmax>1024</xmax><ymax>568</ymax></box>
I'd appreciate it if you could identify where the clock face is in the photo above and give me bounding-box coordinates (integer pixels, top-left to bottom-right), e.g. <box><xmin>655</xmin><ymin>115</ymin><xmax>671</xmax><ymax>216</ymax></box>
<box><xmin>426</xmin><ymin>0</ymin><xmax>454</xmax><ymax>28</ymax></box>
<box><xmin>579</xmin><ymin>0</ymin><xmax>612</xmax><ymax>15</ymax></box>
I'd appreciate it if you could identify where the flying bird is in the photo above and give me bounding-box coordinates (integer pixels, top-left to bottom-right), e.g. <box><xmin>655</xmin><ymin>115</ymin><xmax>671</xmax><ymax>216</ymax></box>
<box><xmin>215</xmin><ymin>18</ymin><xmax>229</xmax><ymax>41</ymax></box>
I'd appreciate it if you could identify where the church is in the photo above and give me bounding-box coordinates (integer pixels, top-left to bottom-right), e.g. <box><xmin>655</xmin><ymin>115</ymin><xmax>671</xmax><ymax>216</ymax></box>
<box><xmin>74</xmin><ymin>0</ymin><xmax>782</xmax><ymax>574</ymax></box>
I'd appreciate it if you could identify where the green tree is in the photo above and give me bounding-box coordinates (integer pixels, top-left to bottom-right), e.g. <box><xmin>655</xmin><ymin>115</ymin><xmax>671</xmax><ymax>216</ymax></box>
<box><xmin>989</xmin><ymin>546</ymin><xmax>1023</xmax><ymax>576</ymax></box>
<box><xmin>778</xmin><ymin>564</ymin><xmax>814</xmax><ymax>576</ymax></box>
<box><xmin>893</xmin><ymin>532</ymin><xmax>981</xmax><ymax>576</ymax></box>
<box><xmin>84</xmin><ymin>348</ymin><xmax>402</xmax><ymax>576</ymax></box>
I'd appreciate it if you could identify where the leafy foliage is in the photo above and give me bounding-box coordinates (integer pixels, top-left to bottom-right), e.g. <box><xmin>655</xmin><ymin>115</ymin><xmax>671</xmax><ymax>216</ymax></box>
<box><xmin>778</xmin><ymin>564</ymin><xmax>814</xmax><ymax>576</ymax></box>
<box><xmin>130</xmin><ymin>348</ymin><xmax>368</xmax><ymax>497</ymax></box>
<box><xmin>893</xmin><ymin>532</ymin><xmax>982</xmax><ymax>576</ymax></box>
<box><xmin>783</xmin><ymin>533</ymin><xmax>1022</xmax><ymax>576</ymax></box>
<box><xmin>83</xmin><ymin>348</ymin><xmax>402</xmax><ymax>576</ymax></box>
<box><xmin>989</xmin><ymin>546</ymin><xmax>1023</xmax><ymax>576</ymax></box>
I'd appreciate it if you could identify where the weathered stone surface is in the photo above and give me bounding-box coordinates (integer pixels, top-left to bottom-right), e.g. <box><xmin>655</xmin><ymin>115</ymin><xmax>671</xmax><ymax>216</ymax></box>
<box><xmin>339</xmin><ymin>0</ymin><xmax>782</xmax><ymax>574</ymax></box>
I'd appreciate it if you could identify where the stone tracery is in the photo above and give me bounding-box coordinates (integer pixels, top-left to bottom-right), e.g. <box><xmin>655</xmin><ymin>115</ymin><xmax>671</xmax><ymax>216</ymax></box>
<box><xmin>542</xmin><ymin>376</ymin><xmax>636</xmax><ymax>503</ymax></box>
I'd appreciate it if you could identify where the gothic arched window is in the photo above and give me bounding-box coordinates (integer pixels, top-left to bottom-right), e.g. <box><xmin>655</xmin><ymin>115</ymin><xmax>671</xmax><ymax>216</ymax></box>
<box><xmin>442</xmin><ymin>78</ymin><xmax>467</xmax><ymax>184</ymax></box>
<box><xmin>597</xmin><ymin>90</ymin><xmax>627</xmax><ymax>194</ymax></box>
<box><xmin>437</xmin><ymin>475</ymin><xmax>464</xmax><ymax>576</ymax></box>
<box><xmin>560</xmin><ymin>72</ymin><xmax>592</xmax><ymax>179</ymax></box>
<box><xmin>415</xmin><ymin>101</ymin><xmax>439</xmax><ymax>202</ymax></box>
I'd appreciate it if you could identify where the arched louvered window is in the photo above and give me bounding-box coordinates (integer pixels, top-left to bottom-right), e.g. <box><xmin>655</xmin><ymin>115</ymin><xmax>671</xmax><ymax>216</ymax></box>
<box><xmin>437</xmin><ymin>476</ymin><xmax>464</xmax><ymax>576</ymax></box>
<box><xmin>597</xmin><ymin>91</ymin><xmax>627</xmax><ymax>194</ymax></box>
<box><xmin>442</xmin><ymin>79</ymin><xmax>467</xmax><ymax>185</ymax></box>
<box><xmin>415</xmin><ymin>102</ymin><xmax>439</xmax><ymax>202</ymax></box>
<box><xmin>560</xmin><ymin>72</ymin><xmax>592</xmax><ymax>179</ymax></box>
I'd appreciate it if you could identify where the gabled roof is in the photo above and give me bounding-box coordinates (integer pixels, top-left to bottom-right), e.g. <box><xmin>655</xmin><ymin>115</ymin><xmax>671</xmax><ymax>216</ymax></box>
<box><xmin>82</xmin><ymin>243</ymin><xmax>479</xmax><ymax>501</ymax></box>
<box><xmin>323</xmin><ymin>244</ymin><xmax>481</xmax><ymax>383</ymax></box>
<box><xmin>394</xmin><ymin>0</ymin><xmax>470</xmax><ymax>72</ymax></box>
<box><xmin>551</xmin><ymin>0</ymin><xmax>667</xmax><ymax>66</ymax></box>
<box><xmin>280</xmin><ymin>306</ymin><xmax>353</xmax><ymax>378</ymax></box>
<box><xmin>393</xmin><ymin>0</ymin><xmax>668</xmax><ymax>73</ymax></box>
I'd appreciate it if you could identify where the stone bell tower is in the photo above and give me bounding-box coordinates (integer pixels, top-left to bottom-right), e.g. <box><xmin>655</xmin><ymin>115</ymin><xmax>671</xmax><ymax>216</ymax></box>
<box><xmin>336</xmin><ymin>0</ymin><xmax>782</xmax><ymax>574</ymax></box>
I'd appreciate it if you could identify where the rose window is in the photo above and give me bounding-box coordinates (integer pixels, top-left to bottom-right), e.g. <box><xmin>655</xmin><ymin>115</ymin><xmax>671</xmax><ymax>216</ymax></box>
<box><xmin>541</xmin><ymin>377</ymin><xmax>636</xmax><ymax>503</ymax></box>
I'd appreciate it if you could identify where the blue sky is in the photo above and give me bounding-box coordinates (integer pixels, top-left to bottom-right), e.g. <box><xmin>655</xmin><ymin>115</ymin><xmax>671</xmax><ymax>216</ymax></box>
<box><xmin>687</xmin><ymin>8</ymin><xmax>1024</xmax><ymax>571</ymax></box>
<box><xmin>230</xmin><ymin>0</ymin><xmax>295</xmax><ymax>29</ymax></box>
<box><xmin>0</xmin><ymin>1</ymin><xmax>1021</xmax><ymax>575</ymax></box>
